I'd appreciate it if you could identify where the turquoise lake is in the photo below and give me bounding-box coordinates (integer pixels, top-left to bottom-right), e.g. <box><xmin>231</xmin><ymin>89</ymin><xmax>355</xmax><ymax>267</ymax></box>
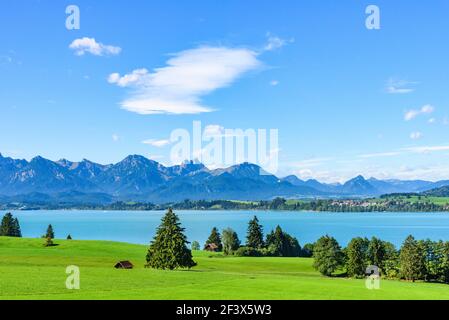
<box><xmin>7</xmin><ymin>210</ymin><xmax>449</xmax><ymax>247</ymax></box>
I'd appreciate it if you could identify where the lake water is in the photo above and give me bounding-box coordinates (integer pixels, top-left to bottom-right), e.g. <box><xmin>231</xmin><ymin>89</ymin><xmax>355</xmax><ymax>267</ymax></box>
<box><xmin>7</xmin><ymin>210</ymin><xmax>449</xmax><ymax>247</ymax></box>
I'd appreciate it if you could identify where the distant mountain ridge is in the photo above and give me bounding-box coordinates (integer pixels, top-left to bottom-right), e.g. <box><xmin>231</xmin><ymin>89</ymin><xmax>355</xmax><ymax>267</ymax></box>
<box><xmin>1</xmin><ymin>153</ymin><xmax>448</xmax><ymax>204</ymax></box>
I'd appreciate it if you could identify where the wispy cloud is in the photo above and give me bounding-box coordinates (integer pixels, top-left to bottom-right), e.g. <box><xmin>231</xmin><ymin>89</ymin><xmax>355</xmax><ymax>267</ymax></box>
<box><xmin>410</xmin><ymin>131</ymin><xmax>423</xmax><ymax>140</ymax></box>
<box><xmin>358</xmin><ymin>151</ymin><xmax>401</xmax><ymax>159</ymax></box>
<box><xmin>264</xmin><ymin>33</ymin><xmax>293</xmax><ymax>52</ymax></box>
<box><xmin>402</xmin><ymin>145</ymin><xmax>449</xmax><ymax>154</ymax></box>
<box><xmin>109</xmin><ymin>46</ymin><xmax>261</xmax><ymax>115</ymax></box>
<box><xmin>291</xmin><ymin>158</ymin><xmax>333</xmax><ymax>168</ymax></box>
<box><xmin>404</xmin><ymin>104</ymin><xmax>434</xmax><ymax>121</ymax></box>
<box><xmin>142</xmin><ymin>139</ymin><xmax>171</xmax><ymax>147</ymax></box>
<box><xmin>69</xmin><ymin>37</ymin><xmax>121</xmax><ymax>56</ymax></box>
<box><xmin>270</xmin><ymin>80</ymin><xmax>279</xmax><ymax>86</ymax></box>
<box><xmin>148</xmin><ymin>154</ymin><xmax>165</xmax><ymax>160</ymax></box>
<box><xmin>112</xmin><ymin>134</ymin><xmax>120</xmax><ymax>142</ymax></box>
<box><xmin>386</xmin><ymin>78</ymin><xmax>417</xmax><ymax>94</ymax></box>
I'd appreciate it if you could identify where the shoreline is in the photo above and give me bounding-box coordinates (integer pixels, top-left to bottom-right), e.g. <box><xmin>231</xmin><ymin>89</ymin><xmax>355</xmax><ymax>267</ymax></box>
<box><xmin>4</xmin><ymin>208</ymin><xmax>449</xmax><ymax>214</ymax></box>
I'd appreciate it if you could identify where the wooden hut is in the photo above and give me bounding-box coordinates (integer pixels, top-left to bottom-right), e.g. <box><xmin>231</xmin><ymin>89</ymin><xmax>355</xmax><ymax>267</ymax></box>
<box><xmin>114</xmin><ymin>261</ymin><xmax>134</xmax><ymax>269</ymax></box>
<box><xmin>204</xmin><ymin>243</ymin><xmax>219</xmax><ymax>252</ymax></box>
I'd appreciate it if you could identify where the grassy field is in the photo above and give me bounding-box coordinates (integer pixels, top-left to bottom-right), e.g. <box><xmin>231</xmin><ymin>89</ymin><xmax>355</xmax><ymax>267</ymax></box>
<box><xmin>1</xmin><ymin>237</ymin><xmax>449</xmax><ymax>300</ymax></box>
<box><xmin>381</xmin><ymin>195</ymin><xmax>449</xmax><ymax>206</ymax></box>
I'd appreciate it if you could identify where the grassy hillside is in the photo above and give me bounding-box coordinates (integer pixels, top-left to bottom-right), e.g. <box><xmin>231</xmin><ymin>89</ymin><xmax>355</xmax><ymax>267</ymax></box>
<box><xmin>1</xmin><ymin>237</ymin><xmax>449</xmax><ymax>300</ymax></box>
<box><xmin>379</xmin><ymin>195</ymin><xmax>449</xmax><ymax>206</ymax></box>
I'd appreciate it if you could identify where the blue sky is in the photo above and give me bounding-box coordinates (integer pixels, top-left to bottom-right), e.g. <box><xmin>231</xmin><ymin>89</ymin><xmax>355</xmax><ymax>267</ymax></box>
<box><xmin>1</xmin><ymin>0</ymin><xmax>449</xmax><ymax>182</ymax></box>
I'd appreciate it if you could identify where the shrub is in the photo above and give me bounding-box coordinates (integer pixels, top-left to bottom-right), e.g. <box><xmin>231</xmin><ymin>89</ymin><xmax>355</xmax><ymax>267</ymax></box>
<box><xmin>234</xmin><ymin>246</ymin><xmax>263</xmax><ymax>257</ymax></box>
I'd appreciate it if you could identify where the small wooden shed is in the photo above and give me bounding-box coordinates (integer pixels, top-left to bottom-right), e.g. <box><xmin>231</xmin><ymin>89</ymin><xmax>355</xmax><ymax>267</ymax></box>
<box><xmin>114</xmin><ymin>261</ymin><xmax>134</xmax><ymax>269</ymax></box>
<box><xmin>204</xmin><ymin>243</ymin><xmax>219</xmax><ymax>252</ymax></box>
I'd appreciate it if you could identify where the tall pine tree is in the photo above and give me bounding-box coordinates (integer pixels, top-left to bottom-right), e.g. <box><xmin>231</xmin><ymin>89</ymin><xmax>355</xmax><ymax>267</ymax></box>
<box><xmin>12</xmin><ymin>218</ymin><xmax>22</xmax><ymax>237</ymax></box>
<box><xmin>246</xmin><ymin>216</ymin><xmax>264</xmax><ymax>249</ymax></box>
<box><xmin>145</xmin><ymin>208</ymin><xmax>196</xmax><ymax>270</ymax></box>
<box><xmin>46</xmin><ymin>224</ymin><xmax>55</xmax><ymax>239</ymax></box>
<box><xmin>204</xmin><ymin>227</ymin><xmax>223</xmax><ymax>251</ymax></box>
<box><xmin>0</xmin><ymin>213</ymin><xmax>22</xmax><ymax>237</ymax></box>
<box><xmin>0</xmin><ymin>213</ymin><xmax>14</xmax><ymax>236</ymax></box>
<box><xmin>266</xmin><ymin>225</ymin><xmax>301</xmax><ymax>257</ymax></box>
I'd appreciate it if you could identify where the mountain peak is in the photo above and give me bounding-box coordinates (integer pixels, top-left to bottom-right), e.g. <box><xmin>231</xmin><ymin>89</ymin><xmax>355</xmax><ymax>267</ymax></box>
<box><xmin>31</xmin><ymin>155</ymin><xmax>47</xmax><ymax>162</ymax></box>
<box><xmin>119</xmin><ymin>155</ymin><xmax>156</xmax><ymax>166</ymax></box>
<box><xmin>347</xmin><ymin>175</ymin><xmax>367</xmax><ymax>183</ymax></box>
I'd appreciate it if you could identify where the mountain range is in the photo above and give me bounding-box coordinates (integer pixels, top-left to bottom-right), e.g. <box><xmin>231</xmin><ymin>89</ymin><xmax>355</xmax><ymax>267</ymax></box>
<box><xmin>1</xmin><ymin>153</ymin><xmax>448</xmax><ymax>204</ymax></box>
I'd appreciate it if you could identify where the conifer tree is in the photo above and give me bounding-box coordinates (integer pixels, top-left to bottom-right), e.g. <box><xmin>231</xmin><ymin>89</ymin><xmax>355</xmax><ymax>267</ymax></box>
<box><xmin>399</xmin><ymin>235</ymin><xmax>426</xmax><ymax>281</ymax></box>
<box><xmin>204</xmin><ymin>227</ymin><xmax>222</xmax><ymax>251</ymax></box>
<box><xmin>0</xmin><ymin>213</ymin><xmax>22</xmax><ymax>237</ymax></box>
<box><xmin>266</xmin><ymin>225</ymin><xmax>301</xmax><ymax>257</ymax></box>
<box><xmin>0</xmin><ymin>212</ymin><xmax>13</xmax><ymax>236</ymax></box>
<box><xmin>67</xmin><ymin>234</ymin><xmax>72</xmax><ymax>240</ymax></box>
<box><xmin>46</xmin><ymin>224</ymin><xmax>55</xmax><ymax>239</ymax></box>
<box><xmin>246</xmin><ymin>216</ymin><xmax>264</xmax><ymax>249</ymax></box>
<box><xmin>145</xmin><ymin>208</ymin><xmax>196</xmax><ymax>270</ymax></box>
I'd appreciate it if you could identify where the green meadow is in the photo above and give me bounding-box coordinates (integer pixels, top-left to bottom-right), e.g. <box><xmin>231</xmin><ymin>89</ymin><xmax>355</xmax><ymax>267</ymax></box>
<box><xmin>1</xmin><ymin>236</ymin><xmax>449</xmax><ymax>300</ymax></box>
<box><xmin>382</xmin><ymin>195</ymin><xmax>449</xmax><ymax>206</ymax></box>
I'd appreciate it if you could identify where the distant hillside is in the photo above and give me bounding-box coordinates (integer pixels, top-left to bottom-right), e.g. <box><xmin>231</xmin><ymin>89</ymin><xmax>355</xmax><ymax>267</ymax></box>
<box><xmin>423</xmin><ymin>186</ymin><xmax>449</xmax><ymax>197</ymax></box>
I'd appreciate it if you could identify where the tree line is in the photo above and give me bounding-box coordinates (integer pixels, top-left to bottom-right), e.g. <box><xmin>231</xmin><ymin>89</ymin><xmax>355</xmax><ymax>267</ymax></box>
<box><xmin>144</xmin><ymin>209</ymin><xmax>449</xmax><ymax>285</ymax></box>
<box><xmin>4</xmin><ymin>196</ymin><xmax>448</xmax><ymax>212</ymax></box>
<box><xmin>145</xmin><ymin>210</ymin><xmax>310</xmax><ymax>270</ymax></box>
<box><xmin>313</xmin><ymin>234</ymin><xmax>449</xmax><ymax>283</ymax></box>
<box><xmin>195</xmin><ymin>216</ymin><xmax>308</xmax><ymax>258</ymax></box>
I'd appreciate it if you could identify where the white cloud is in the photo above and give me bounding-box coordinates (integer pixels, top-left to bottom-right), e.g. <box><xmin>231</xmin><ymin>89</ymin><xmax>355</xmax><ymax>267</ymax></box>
<box><xmin>108</xmin><ymin>69</ymin><xmax>148</xmax><ymax>87</ymax></box>
<box><xmin>386</xmin><ymin>78</ymin><xmax>417</xmax><ymax>94</ymax></box>
<box><xmin>148</xmin><ymin>155</ymin><xmax>164</xmax><ymax>160</ymax></box>
<box><xmin>291</xmin><ymin>158</ymin><xmax>333</xmax><ymax>169</ymax></box>
<box><xmin>410</xmin><ymin>131</ymin><xmax>423</xmax><ymax>140</ymax></box>
<box><xmin>404</xmin><ymin>104</ymin><xmax>434</xmax><ymax>121</ymax></box>
<box><xmin>358</xmin><ymin>152</ymin><xmax>401</xmax><ymax>159</ymax></box>
<box><xmin>264</xmin><ymin>33</ymin><xmax>293</xmax><ymax>51</ymax></box>
<box><xmin>270</xmin><ymin>80</ymin><xmax>279</xmax><ymax>86</ymax></box>
<box><xmin>112</xmin><ymin>134</ymin><xmax>120</xmax><ymax>142</ymax></box>
<box><xmin>142</xmin><ymin>139</ymin><xmax>171</xmax><ymax>147</ymax></box>
<box><xmin>69</xmin><ymin>37</ymin><xmax>121</xmax><ymax>56</ymax></box>
<box><xmin>403</xmin><ymin>145</ymin><xmax>449</xmax><ymax>154</ymax></box>
<box><xmin>109</xmin><ymin>46</ymin><xmax>261</xmax><ymax>115</ymax></box>
<box><xmin>393</xmin><ymin>164</ymin><xmax>449</xmax><ymax>181</ymax></box>
<box><xmin>387</xmin><ymin>87</ymin><xmax>414</xmax><ymax>94</ymax></box>
<box><xmin>428</xmin><ymin>118</ymin><xmax>436</xmax><ymax>124</ymax></box>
